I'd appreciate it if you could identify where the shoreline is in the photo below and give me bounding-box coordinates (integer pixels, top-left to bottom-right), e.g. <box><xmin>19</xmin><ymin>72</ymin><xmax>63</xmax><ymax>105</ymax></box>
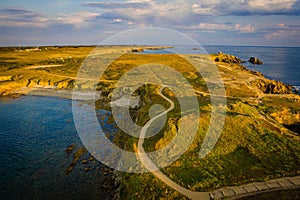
<box><xmin>2</xmin><ymin>87</ymin><xmax>103</xmax><ymax>100</ymax></box>
<box><xmin>1</xmin><ymin>52</ymin><xmax>298</xmax><ymax>99</ymax></box>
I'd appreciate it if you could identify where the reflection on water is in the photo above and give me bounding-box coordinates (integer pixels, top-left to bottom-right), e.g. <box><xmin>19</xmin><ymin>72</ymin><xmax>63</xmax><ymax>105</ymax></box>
<box><xmin>0</xmin><ymin>96</ymin><xmax>115</xmax><ymax>200</ymax></box>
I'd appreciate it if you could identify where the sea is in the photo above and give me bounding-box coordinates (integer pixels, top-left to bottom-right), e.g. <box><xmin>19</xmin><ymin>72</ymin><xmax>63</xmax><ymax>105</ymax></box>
<box><xmin>0</xmin><ymin>96</ymin><xmax>116</xmax><ymax>200</ymax></box>
<box><xmin>0</xmin><ymin>46</ymin><xmax>299</xmax><ymax>199</ymax></box>
<box><xmin>141</xmin><ymin>45</ymin><xmax>300</xmax><ymax>92</ymax></box>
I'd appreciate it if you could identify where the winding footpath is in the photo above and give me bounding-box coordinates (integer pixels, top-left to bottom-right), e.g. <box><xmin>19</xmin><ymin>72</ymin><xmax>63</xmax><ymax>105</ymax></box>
<box><xmin>137</xmin><ymin>86</ymin><xmax>210</xmax><ymax>200</ymax></box>
<box><xmin>136</xmin><ymin>86</ymin><xmax>300</xmax><ymax>200</ymax></box>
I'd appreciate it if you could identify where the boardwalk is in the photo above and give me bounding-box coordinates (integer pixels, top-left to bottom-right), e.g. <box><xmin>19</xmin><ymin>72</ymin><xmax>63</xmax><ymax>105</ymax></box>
<box><xmin>210</xmin><ymin>176</ymin><xmax>300</xmax><ymax>199</ymax></box>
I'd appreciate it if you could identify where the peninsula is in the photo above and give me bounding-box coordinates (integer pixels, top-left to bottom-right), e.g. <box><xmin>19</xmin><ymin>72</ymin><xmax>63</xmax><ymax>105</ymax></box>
<box><xmin>0</xmin><ymin>46</ymin><xmax>299</xmax><ymax>199</ymax></box>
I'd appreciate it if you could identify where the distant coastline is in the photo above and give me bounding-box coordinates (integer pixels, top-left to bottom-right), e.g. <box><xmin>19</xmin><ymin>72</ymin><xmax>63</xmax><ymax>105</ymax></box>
<box><xmin>1</xmin><ymin>45</ymin><xmax>299</xmax><ymax>98</ymax></box>
<box><xmin>135</xmin><ymin>45</ymin><xmax>300</xmax><ymax>95</ymax></box>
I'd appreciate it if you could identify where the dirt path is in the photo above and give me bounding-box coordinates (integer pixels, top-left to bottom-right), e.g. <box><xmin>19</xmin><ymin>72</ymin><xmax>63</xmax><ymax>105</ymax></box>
<box><xmin>34</xmin><ymin>69</ymin><xmax>117</xmax><ymax>83</ymax></box>
<box><xmin>137</xmin><ymin>86</ymin><xmax>210</xmax><ymax>200</ymax></box>
<box><xmin>136</xmin><ymin>86</ymin><xmax>299</xmax><ymax>200</ymax></box>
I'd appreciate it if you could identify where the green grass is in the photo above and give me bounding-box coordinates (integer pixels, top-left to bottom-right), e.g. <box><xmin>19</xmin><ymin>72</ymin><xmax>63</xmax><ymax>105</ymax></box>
<box><xmin>120</xmin><ymin>96</ymin><xmax>300</xmax><ymax>199</ymax></box>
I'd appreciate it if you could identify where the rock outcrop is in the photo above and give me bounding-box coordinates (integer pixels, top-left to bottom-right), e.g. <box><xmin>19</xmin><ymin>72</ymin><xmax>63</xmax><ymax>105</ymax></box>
<box><xmin>270</xmin><ymin>108</ymin><xmax>300</xmax><ymax>125</ymax></box>
<box><xmin>249</xmin><ymin>57</ymin><xmax>263</xmax><ymax>65</ymax></box>
<box><xmin>270</xmin><ymin>108</ymin><xmax>300</xmax><ymax>134</ymax></box>
<box><xmin>251</xmin><ymin>79</ymin><xmax>292</xmax><ymax>94</ymax></box>
<box><xmin>212</xmin><ymin>52</ymin><xmax>244</xmax><ymax>64</ymax></box>
<box><xmin>131</xmin><ymin>48</ymin><xmax>144</xmax><ymax>52</ymax></box>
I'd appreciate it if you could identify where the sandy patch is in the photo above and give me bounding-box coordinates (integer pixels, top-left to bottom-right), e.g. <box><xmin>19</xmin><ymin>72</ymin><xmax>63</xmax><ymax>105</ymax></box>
<box><xmin>25</xmin><ymin>64</ymin><xmax>63</xmax><ymax>69</ymax></box>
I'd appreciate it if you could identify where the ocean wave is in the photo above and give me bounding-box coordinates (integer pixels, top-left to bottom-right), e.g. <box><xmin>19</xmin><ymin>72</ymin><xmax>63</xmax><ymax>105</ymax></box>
<box><xmin>292</xmin><ymin>86</ymin><xmax>300</xmax><ymax>94</ymax></box>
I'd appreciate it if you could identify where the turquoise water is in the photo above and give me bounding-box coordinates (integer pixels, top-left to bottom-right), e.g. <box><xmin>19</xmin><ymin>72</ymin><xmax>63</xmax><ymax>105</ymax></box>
<box><xmin>0</xmin><ymin>96</ymin><xmax>114</xmax><ymax>200</ymax></box>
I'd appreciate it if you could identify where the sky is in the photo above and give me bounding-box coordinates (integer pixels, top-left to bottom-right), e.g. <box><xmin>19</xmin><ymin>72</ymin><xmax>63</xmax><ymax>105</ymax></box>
<box><xmin>0</xmin><ymin>0</ymin><xmax>300</xmax><ymax>46</ymax></box>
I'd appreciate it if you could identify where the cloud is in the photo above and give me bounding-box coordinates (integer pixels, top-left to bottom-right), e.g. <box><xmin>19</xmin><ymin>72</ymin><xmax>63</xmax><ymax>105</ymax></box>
<box><xmin>0</xmin><ymin>8</ymin><xmax>49</xmax><ymax>27</ymax></box>
<box><xmin>247</xmin><ymin>0</ymin><xmax>295</xmax><ymax>11</ymax></box>
<box><xmin>235</xmin><ymin>24</ymin><xmax>255</xmax><ymax>33</ymax></box>
<box><xmin>278</xmin><ymin>23</ymin><xmax>287</xmax><ymax>28</ymax></box>
<box><xmin>265</xmin><ymin>23</ymin><xmax>300</xmax><ymax>39</ymax></box>
<box><xmin>0</xmin><ymin>1</ymin><xmax>299</xmax><ymax>46</ymax></box>
<box><xmin>54</xmin><ymin>0</ymin><xmax>74</xmax><ymax>7</ymax></box>
<box><xmin>57</xmin><ymin>11</ymin><xmax>100</xmax><ymax>29</ymax></box>
<box><xmin>265</xmin><ymin>29</ymin><xmax>298</xmax><ymax>39</ymax></box>
<box><xmin>81</xmin><ymin>0</ymin><xmax>299</xmax><ymax>30</ymax></box>
<box><xmin>187</xmin><ymin>22</ymin><xmax>255</xmax><ymax>33</ymax></box>
<box><xmin>113</xmin><ymin>19</ymin><xmax>123</xmax><ymax>23</ymax></box>
<box><xmin>195</xmin><ymin>23</ymin><xmax>228</xmax><ymax>30</ymax></box>
<box><xmin>0</xmin><ymin>8</ymin><xmax>102</xmax><ymax>29</ymax></box>
<box><xmin>85</xmin><ymin>1</ymin><xmax>212</xmax><ymax>28</ymax></box>
<box><xmin>83</xmin><ymin>0</ymin><xmax>300</xmax><ymax>17</ymax></box>
<box><xmin>214</xmin><ymin>0</ymin><xmax>299</xmax><ymax>15</ymax></box>
<box><xmin>82</xmin><ymin>1</ymin><xmax>150</xmax><ymax>9</ymax></box>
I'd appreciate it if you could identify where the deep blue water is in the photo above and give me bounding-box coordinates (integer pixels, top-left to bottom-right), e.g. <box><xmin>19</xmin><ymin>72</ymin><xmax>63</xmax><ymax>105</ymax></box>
<box><xmin>141</xmin><ymin>45</ymin><xmax>300</xmax><ymax>88</ymax></box>
<box><xmin>205</xmin><ymin>45</ymin><xmax>300</xmax><ymax>88</ymax></box>
<box><xmin>0</xmin><ymin>96</ymin><xmax>114</xmax><ymax>200</ymax></box>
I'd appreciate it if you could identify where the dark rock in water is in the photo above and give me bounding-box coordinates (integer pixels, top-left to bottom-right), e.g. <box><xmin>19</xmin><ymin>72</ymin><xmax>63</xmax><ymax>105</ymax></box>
<box><xmin>102</xmin><ymin>181</ymin><xmax>114</xmax><ymax>190</ymax></box>
<box><xmin>65</xmin><ymin>144</ymin><xmax>76</xmax><ymax>153</ymax></box>
<box><xmin>65</xmin><ymin>147</ymin><xmax>88</xmax><ymax>174</ymax></box>
<box><xmin>82</xmin><ymin>159</ymin><xmax>88</xmax><ymax>164</ymax></box>
<box><xmin>131</xmin><ymin>48</ymin><xmax>144</xmax><ymax>52</ymax></box>
<box><xmin>88</xmin><ymin>156</ymin><xmax>94</xmax><ymax>161</ymax></box>
<box><xmin>84</xmin><ymin>167</ymin><xmax>91</xmax><ymax>172</ymax></box>
<box><xmin>249</xmin><ymin>57</ymin><xmax>263</xmax><ymax>65</ymax></box>
<box><xmin>12</xmin><ymin>93</ymin><xmax>22</xmax><ymax>98</ymax></box>
<box><xmin>66</xmin><ymin>166</ymin><xmax>73</xmax><ymax>174</ymax></box>
<box><xmin>250</xmin><ymin>71</ymin><xmax>264</xmax><ymax>77</ymax></box>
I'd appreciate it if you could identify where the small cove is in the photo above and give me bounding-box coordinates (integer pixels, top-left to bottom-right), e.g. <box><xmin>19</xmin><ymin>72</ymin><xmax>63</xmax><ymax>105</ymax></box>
<box><xmin>0</xmin><ymin>95</ymin><xmax>116</xmax><ymax>200</ymax></box>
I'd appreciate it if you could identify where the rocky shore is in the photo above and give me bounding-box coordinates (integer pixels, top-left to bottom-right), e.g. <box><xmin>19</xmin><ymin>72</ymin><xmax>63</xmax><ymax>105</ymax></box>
<box><xmin>63</xmin><ymin>143</ymin><xmax>121</xmax><ymax>200</ymax></box>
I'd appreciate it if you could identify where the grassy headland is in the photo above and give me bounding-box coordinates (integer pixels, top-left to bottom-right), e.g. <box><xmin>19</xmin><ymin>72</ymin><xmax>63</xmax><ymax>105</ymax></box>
<box><xmin>0</xmin><ymin>46</ymin><xmax>299</xmax><ymax>199</ymax></box>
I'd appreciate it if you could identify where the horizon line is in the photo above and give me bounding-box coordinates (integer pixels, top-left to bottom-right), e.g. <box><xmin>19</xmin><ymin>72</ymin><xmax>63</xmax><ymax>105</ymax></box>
<box><xmin>0</xmin><ymin>44</ymin><xmax>299</xmax><ymax>48</ymax></box>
